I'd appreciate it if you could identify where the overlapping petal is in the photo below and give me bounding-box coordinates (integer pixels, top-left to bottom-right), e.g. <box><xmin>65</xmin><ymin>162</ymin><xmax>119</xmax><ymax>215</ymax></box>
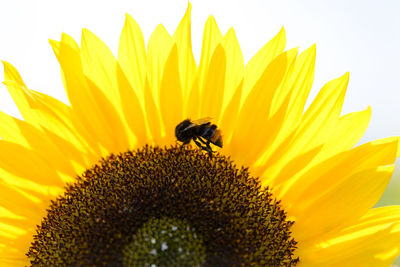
<box><xmin>298</xmin><ymin>206</ymin><xmax>400</xmax><ymax>266</ymax></box>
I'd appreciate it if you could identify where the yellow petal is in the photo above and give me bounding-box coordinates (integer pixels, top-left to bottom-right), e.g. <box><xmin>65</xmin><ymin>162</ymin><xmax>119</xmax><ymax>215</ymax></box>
<box><xmin>117</xmin><ymin>18</ymin><xmax>149</xmax><ymax>145</ymax></box>
<box><xmin>0</xmin><ymin>222</ymin><xmax>26</xmax><ymax>240</ymax></box>
<box><xmin>219</xmin><ymin>80</ymin><xmax>243</xmax><ymax>143</ymax></box>
<box><xmin>49</xmin><ymin>35</ymin><xmax>101</xmax><ymax>134</ymax></box>
<box><xmin>271</xmin><ymin>44</ymin><xmax>316</xmax><ymax>131</ymax></box>
<box><xmin>253</xmin><ymin>45</ymin><xmax>316</xmax><ymax>175</ymax></box>
<box><xmin>185</xmin><ymin>76</ymin><xmax>200</xmax><ymax>118</ymax></box>
<box><xmin>259</xmin><ymin>107</ymin><xmax>370</xmax><ymax>188</ymax></box>
<box><xmin>81</xmin><ymin>29</ymin><xmax>132</xmax><ymax>151</ymax></box>
<box><xmin>290</xmin><ymin>72</ymin><xmax>349</xmax><ymax>157</ymax></box>
<box><xmin>147</xmin><ymin>24</ymin><xmax>175</xmax><ymax>102</ymax></box>
<box><xmin>200</xmin><ymin>44</ymin><xmax>226</xmax><ymax>120</ymax></box>
<box><xmin>303</xmin><ymin>72</ymin><xmax>349</xmax><ymax>125</ymax></box>
<box><xmin>117</xmin><ymin>65</ymin><xmax>149</xmax><ymax>146</ymax></box>
<box><xmin>0</xmin><ymin>229</ymin><xmax>32</xmax><ymax>266</ymax></box>
<box><xmin>242</xmin><ymin>27</ymin><xmax>286</xmax><ymax>101</ymax></box>
<box><xmin>50</xmin><ymin>35</ymin><xmax>116</xmax><ymax>155</ymax></box>
<box><xmin>284</xmin><ymin>45</ymin><xmax>316</xmax><ymax>119</ymax></box>
<box><xmin>229</xmin><ymin>48</ymin><xmax>298</xmax><ymax>166</ymax></box>
<box><xmin>262</xmin><ymin>72</ymin><xmax>350</xmax><ymax>187</ymax></box>
<box><xmin>159</xmin><ymin>44</ymin><xmax>183</xmax><ymax>143</ymax></box>
<box><xmin>0</xmin><ymin>167</ymin><xmax>59</xmax><ymax>199</ymax></box>
<box><xmin>298</xmin><ymin>206</ymin><xmax>400</xmax><ymax>266</ymax></box>
<box><xmin>0</xmin><ymin>110</ymin><xmax>29</xmax><ymax>147</ymax></box>
<box><xmin>0</xmin><ymin>141</ymin><xmax>64</xmax><ymax>187</ymax></box>
<box><xmin>173</xmin><ymin>2</ymin><xmax>197</xmax><ymax>101</ymax></box>
<box><xmin>292</xmin><ymin>165</ymin><xmax>395</xmax><ymax>243</ymax></box>
<box><xmin>185</xmin><ymin>16</ymin><xmax>222</xmax><ymax>119</ymax></box>
<box><xmin>197</xmin><ymin>16</ymin><xmax>223</xmax><ymax>95</ymax></box>
<box><xmin>146</xmin><ymin>24</ymin><xmax>175</xmax><ymax>139</ymax></box>
<box><xmin>316</xmin><ymin>107</ymin><xmax>371</xmax><ymax>161</ymax></box>
<box><xmin>0</xmin><ymin>181</ymin><xmax>45</xmax><ymax>221</ymax></box>
<box><xmin>118</xmin><ymin>14</ymin><xmax>146</xmax><ymax>102</ymax></box>
<box><xmin>0</xmin><ymin>258</ymin><xmax>28</xmax><ymax>267</ymax></box>
<box><xmin>81</xmin><ymin>29</ymin><xmax>120</xmax><ymax>107</ymax></box>
<box><xmin>144</xmin><ymin>77</ymin><xmax>162</xmax><ymax>143</ymax></box>
<box><xmin>0</xmin><ymin>109</ymin><xmax>84</xmax><ymax>177</ymax></box>
<box><xmin>2</xmin><ymin>60</ymin><xmax>26</xmax><ymax>87</ymax></box>
<box><xmin>0</xmin><ymin>216</ymin><xmax>36</xmax><ymax>231</ymax></box>
<box><xmin>220</xmin><ymin>28</ymin><xmax>244</xmax><ymax>109</ymax></box>
<box><xmin>2</xmin><ymin>62</ymin><xmax>37</xmax><ymax>124</ymax></box>
<box><xmin>263</xmin><ymin>107</ymin><xmax>370</xmax><ymax>189</ymax></box>
<box><xmin>282</xmin><ymin>137</ymin><xmax>398</xmax><ymax>206</ymax></box>
<box><xmin>6</xmin><ymin>79</ymin><xmax>97</xmax><ymax>159</ymax></box>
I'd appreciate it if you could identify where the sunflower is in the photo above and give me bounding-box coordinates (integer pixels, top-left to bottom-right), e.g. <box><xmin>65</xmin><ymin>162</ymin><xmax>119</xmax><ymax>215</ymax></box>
<box><xmin>1</xmin><ymin>3</ymin><xmax>400</xmax><ymax>266</ymax></box>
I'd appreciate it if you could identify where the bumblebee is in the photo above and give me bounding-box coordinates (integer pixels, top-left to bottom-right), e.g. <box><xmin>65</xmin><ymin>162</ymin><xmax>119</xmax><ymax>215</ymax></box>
<box><xmin>175</xmin><ymin>118</ymin><xmax>223</xmax><ymax>155</ymax></box>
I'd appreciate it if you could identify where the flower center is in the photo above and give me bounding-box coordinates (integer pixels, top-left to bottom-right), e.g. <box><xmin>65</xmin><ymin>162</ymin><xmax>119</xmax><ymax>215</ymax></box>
<box><xmin>123</xmin><ymin>217</ymin><xmax>206</xmax><ymax>266</ymax></box>
<box><xmin>27</xmin><ymin>146</ymin><xmax>299</xmax><ymax>266</ymax></box>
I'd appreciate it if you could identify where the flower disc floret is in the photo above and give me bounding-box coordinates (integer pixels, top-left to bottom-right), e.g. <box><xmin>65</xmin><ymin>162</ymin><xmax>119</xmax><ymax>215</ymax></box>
<box><xmin>28</xmin><ymin>146</ymin><xmax>298</xmax><ymax>266</ymax></box>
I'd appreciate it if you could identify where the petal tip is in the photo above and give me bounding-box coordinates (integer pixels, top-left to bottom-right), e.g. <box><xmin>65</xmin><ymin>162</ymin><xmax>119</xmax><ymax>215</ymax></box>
<box><xmin>1</xmin><ymin>61</ymin><xmax>8</xmax><ymax>72</ymax></box>
<box><xmin>2</xmin><ymin>80</ymin><xmax>17</xmax><ymax>86</ymax></box>
<box><xmin>290</xmin><ymin>47</ymin><xmax>300</xmax><ymax>54</ymax></box>
<box><xmin>339</xmin><ymin>72</ymin><xmax>350</xmax><ymax>83</ymax></box>
<box><xmin>226</xmin><ymin>27</ymin><xmax>236</xmax><ymax>36</ymax></box>
<box><xmin>124</xmin><ymin>13</ymin><xmax>136</xmax><ymax>24</ymax></box>
<box><xmin>207</xmin><ymin>15</ymin><xmax>216</xmax><ymax>24</ymax></box>
<box><xmin>303</xmin><ymin>44</ymin><xmax>316</xmax><ymax>58</ymax></box>
<box><xmin>277</xmin><ymin>26</ymin><xmax>286</xmax><ymax>41</ymax></box>
<box><xmin>2</xmin><ymin>60</ymin><xmax>10</xmax><ymax>68</ymax></box>
<box><xmin>186</xmin><ymin>1</ymin><xmax>192</xmax><ymax>10</ymax></box>
<box><xmin>81</xmin><ymin>28</ymin><xmax>93</xmax><ymax>38</ymax></box>
<box><xmin>156</xmin><ymin>23</ymin><xmax>167</xmax><ymax>31</ymax></box>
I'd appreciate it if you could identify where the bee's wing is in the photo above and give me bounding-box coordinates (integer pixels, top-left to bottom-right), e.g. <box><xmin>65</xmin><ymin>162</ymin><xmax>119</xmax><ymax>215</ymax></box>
<box><xmin>181</xmin><ymin>123</ymin><xmax>196</xmax><ymax>132</ymax></box>
<box><xmin>191</xmin><ymin>117</ymin><xmax>212</xmax><ymax>125</ymax></box>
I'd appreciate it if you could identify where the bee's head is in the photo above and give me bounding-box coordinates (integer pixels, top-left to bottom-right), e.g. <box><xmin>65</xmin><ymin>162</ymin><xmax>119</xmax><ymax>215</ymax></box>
<box><xmin>175</xmin><ymin>119</ymin><xmax>192</xmax><ymax>142</ymax></box>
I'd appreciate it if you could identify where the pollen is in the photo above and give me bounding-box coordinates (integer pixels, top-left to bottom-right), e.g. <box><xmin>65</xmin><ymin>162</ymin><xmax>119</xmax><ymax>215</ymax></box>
<box><xmin>27</xmin><ymin>146</ymin><xmax>299</xmax><ymax>266</ymax></box>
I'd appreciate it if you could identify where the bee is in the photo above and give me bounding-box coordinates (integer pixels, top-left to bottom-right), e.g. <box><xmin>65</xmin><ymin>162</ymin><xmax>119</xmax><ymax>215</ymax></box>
<box><xmin>175</xmin><ymin>117</ymin><xmax>223</xmax><ymax>156</ymax></box>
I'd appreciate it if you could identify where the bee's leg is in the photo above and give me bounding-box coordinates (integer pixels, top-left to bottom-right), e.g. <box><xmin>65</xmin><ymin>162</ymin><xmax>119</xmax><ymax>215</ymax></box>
<box><xmin>198</xmin><ymin>137</ymin><xmax>214</xmax><ymax>154</ymax></box>
<box><xmin>206</xmin><ymin>140</ymin><xmax>213</xmax><ymax>152</ymax></box>
<box><xmin>176</xmin><ymin>140</ymin><xmax>182</xmax><ymax>150</ymax></box>
<box><xmin>197</xmin><ymin>136</ymin><xmax>209</xmax><ymax>146</ymax></box>
<box><xmin>192</xmin><ymin>137</ymin><xmax>205</xmax><ymax>150</ymax></box>
<box><xmin>197</xmin><ymin>137</ymin><xmax>213</xmax><ymax>156</ymax></box>
<box><xmin>193</xmin><ymin>137</ymin><xmax>212</xmax><ymax>155</ymax></box>
<box><xmin>178</xmin><ymin>140</ymin><xmax>190</xmax><ymax>151</ymax></box>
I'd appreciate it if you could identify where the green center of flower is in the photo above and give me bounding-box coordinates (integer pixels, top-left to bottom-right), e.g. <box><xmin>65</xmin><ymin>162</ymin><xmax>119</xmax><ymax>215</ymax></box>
<box><xmin>27</xmin><ymin>146</ymin><xmax>299</xmax><ymax>266</ymax></box>
<box><xmin>123</xmin><ymin>217</ymin><xmax>206</xmax><ymax>266</ymax></box>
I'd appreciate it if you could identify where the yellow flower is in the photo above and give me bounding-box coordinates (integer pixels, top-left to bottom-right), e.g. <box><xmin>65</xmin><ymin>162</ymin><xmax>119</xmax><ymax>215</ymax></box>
<box><xmin>1</xmin><ymin>3</ymin><xmax>400</xmax><ymax>266</ymax></box>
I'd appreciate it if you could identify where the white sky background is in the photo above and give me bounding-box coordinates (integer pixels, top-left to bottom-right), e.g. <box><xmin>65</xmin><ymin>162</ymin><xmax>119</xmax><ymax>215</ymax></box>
<box><xmin>0</xmin><ymin>0</ymin><xmax>399</xmax><ymax>153</ymax></box>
